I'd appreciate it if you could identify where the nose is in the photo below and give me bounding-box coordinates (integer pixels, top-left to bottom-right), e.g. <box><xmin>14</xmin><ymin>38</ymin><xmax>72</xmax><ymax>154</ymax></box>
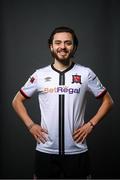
<box><xmin>60</xmin><ymin>42</ymin><xmax>66</xmax><ymax>49</ymax></box>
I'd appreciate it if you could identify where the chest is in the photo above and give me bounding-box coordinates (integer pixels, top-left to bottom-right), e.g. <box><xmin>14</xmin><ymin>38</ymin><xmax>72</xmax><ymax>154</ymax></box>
<box><xmin>37</xmin><ymin>71</ymin><xmax>88</xmax><ymax>95</ymax></box>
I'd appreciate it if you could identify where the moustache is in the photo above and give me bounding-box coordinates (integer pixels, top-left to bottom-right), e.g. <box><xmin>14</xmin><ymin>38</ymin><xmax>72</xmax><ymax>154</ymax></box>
<box><xmin>57</xmin><ymin>48</ymin><xmax>68</xmax><ymax>53</ymax></box>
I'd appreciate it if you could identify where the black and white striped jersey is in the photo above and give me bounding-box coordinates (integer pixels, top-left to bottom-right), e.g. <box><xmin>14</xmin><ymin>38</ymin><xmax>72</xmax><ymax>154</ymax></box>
<box><xmin>20</xmin><ymin>62</ymin><xmax>107</xmax><ymax>155</ymax></box>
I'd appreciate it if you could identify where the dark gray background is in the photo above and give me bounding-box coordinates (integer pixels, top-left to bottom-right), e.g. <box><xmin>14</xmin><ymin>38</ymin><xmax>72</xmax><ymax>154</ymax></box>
<box><xmin>1</xmin><ymin>0</ymin><xmax>120</xmax><ymax>178</ymax></box>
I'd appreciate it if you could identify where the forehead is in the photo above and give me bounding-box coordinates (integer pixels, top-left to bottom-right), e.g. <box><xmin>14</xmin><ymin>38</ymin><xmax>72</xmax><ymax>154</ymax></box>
<box><xmin>53</xmin><ymin>32</ymin><xmax>73</xmax><ymax>41</ymax></box>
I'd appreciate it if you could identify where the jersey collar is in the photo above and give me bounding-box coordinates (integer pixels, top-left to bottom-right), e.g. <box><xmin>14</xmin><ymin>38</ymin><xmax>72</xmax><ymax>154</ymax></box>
<box><xmin>51</xmin><ymin>61</ymin><xmax>75</xmax><ymax>74</ymax></box>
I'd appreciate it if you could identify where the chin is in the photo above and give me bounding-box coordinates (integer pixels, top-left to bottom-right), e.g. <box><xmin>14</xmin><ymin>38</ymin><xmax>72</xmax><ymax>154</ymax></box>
<box><xmin>56</xmin><ymin>58</ymin><xmax>71</xmax><ymax>65</ymax></box>
<box><xmin>51</xmin><ymin>51</ymin><xmax>73</xmax><ymax>62</ymax></box>
<box><xmin>57</xmin><ymin>55</ymin><xmax>71</xmax><ymax>61</ymax></box>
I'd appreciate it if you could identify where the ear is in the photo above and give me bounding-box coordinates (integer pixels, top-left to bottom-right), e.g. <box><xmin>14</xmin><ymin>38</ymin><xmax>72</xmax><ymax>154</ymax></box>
<box><xmin>50</xmin><ymin>44</ymin><xmax>53</xmax><ymax>51</ymax></box>
<box><xmin>73</xmin><ymin>45</ymin><xmax>77</xmax><ymax>55</ymax></box>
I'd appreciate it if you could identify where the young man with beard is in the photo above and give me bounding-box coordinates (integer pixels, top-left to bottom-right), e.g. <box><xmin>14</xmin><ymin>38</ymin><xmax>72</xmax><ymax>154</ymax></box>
<box><xmin>12</xmin><ymin>26</ymin><xmax>114</xmax><ymax>179</ymax></box>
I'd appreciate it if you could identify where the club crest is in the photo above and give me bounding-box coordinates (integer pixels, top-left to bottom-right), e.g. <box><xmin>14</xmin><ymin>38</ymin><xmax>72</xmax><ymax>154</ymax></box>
<box><xmin>72</xmin><ymin>75</ymin><xmax>82</xmax><ymax>84</ymax></box>
<box><xmin>30</xmin><ymin>77</ymin><xmax>35</xmax><ymax>83</ymax></box>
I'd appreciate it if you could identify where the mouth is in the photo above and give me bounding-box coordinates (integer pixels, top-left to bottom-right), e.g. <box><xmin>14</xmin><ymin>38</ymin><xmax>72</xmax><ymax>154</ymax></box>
<box><xmin>57</xmin><ymin>49</ymin><xmax>68</xmax><ymax>56</ymax></box>
<box><xmin>59</xmin><ymin>51</ymin><xmax>67</xmax><ymax>56</ymax></box>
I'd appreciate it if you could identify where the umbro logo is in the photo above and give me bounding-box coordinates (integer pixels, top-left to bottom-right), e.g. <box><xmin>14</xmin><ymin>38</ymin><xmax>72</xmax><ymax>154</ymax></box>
<box><xmin>44</xmin><ymin>77</ymin><xmax>52</xmax><ymax>82</ymax></box>
<box><xmin>72</xmin><ymin>75</ymin><xmax>82</xmax><ymax>84</ymax></box>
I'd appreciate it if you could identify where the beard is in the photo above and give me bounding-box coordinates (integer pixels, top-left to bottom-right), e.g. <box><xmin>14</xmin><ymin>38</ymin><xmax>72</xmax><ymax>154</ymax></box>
<box><xmin>50</xmin><ymin>48</ymin><xmax>74</xmax><ymax>65</ymax></box>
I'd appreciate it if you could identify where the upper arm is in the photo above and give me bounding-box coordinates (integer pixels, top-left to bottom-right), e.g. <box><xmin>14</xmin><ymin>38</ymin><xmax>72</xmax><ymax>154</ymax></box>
<box><xmin>12</xmin><ymin>91</ymin><xmax>27</xmax><ymax>105</ymax></box>
<box><xmin>102</xmin><ymin>91</ymin><xmax>114</xmax><ymax>108</ymax></box>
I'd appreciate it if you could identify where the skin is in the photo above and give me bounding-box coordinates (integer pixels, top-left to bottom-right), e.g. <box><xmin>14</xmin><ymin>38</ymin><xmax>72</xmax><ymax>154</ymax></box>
<box><xmin>12</xmin><ymin>32</ymin><xmax>114</xmax><ymax>144</ymax></box>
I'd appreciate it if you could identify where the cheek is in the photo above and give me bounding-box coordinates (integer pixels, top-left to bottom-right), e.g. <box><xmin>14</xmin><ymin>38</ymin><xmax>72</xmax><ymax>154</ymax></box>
<box><xmin>51</xmin><ymin>47</ymin><xmax>60</xmax><ymax>53</ymax></box>
<box><xmin>57</xmin><ymin>47</ymin><xmax>63</xmax><ymax>52</ymax></box>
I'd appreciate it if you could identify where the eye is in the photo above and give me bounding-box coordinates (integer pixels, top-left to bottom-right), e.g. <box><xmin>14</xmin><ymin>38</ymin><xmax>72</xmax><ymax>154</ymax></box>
<box><xmin>65</xmin><ymin>41</ymin><xmax>72</xmax><ymax>46</ymax></box>
<box><xmin>54</xmin><ymin>41</ymin><xmax>61</xmax><ymax>45</ymax></box>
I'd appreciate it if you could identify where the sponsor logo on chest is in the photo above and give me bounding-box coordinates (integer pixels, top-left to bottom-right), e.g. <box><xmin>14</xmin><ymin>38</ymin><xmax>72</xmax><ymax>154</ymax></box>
<box><xmin>41</xmin><ymin>74</ymin><xmax>82</xmax><ymax>94</ymax></box>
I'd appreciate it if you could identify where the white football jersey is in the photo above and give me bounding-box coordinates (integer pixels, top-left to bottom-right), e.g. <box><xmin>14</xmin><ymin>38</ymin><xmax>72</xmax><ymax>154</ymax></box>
<box><xmin>20</xmin><ymin>62</ymin><xmax>107</xmax><ymax>155</ymax></box>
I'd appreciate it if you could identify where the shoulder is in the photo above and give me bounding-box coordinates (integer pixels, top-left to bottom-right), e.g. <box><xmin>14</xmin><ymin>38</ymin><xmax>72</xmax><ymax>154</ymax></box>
<box><xmin>28</xmin><ymin>65</ymin><xmax>51</xmax><ymax>81</ymax></box>
<box><xmin>74</xmin><ymin>63</ymin><xmax>93</xmax><ymax>74</ymax></box>
<box><xmin>35</xmin><ymin>64</ymin><xmax>51</xmax><ymax>74</ymax></box>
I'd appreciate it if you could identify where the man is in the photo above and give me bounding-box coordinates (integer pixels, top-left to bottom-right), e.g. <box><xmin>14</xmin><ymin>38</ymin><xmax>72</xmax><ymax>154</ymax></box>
<box><xmin>12</xmin><ymin>26</ymin><xmax>114</xmax><ymax>179</ymax></box>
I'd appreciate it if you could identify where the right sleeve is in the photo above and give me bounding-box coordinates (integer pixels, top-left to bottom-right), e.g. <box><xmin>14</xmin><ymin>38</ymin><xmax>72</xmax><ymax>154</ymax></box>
<box><xmin>20</xmin><ymin>71</ymin><xmax>38</xmax><ymax>98</ymax></box>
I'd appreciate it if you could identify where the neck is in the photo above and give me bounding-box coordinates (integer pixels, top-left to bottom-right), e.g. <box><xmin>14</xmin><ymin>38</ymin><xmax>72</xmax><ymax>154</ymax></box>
<box><xmin>53</xmin><ymin>59</ymin><xmax>72</xmax><ymax>71</ymax></box>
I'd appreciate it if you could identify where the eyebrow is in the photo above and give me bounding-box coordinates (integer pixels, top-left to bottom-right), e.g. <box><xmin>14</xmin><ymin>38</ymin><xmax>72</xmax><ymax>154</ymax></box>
<box><xmin>54</xmin><ymin>40</ymin><xmax>72</xmax><ymax>43</ymax></box>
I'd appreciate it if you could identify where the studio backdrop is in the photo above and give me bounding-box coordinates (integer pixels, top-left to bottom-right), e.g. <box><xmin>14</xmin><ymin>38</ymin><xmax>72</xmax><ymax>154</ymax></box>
<box><xmin>1</xmin><ymin>0</ymin><xmax>120</xmax><ymax>178</ymax></box>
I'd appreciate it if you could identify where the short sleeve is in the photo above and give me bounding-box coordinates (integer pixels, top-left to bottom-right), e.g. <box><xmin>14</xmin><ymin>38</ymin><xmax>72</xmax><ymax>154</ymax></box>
<box><xmin>87</xmin><ymin>69</ymin><xmax>107</xmax><ymax>99</ymax></box>
<box><xmin>20</xmin><ymin>71</ymin><xmax>38</xmax><ymax>98</ymax></box>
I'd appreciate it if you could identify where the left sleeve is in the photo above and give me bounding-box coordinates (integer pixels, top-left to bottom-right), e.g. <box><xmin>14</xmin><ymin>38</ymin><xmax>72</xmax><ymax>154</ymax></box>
<box><xmin>87</xmin><ymin>68</ymin><xmax>107</xmax><ymax>99</ymax></box>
